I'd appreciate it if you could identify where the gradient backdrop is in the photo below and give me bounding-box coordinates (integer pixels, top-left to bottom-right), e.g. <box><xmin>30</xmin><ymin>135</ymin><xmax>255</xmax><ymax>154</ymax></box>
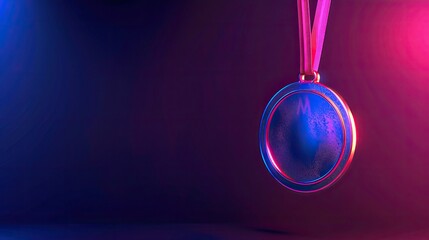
<box><xmin>1</xmin><ymin>0</ymin><xmax>429</xmax><ymax>236</ymax></box>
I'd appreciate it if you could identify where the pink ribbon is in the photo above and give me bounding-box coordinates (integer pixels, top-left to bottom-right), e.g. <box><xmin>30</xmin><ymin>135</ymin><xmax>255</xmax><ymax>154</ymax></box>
<box><xmin>297</xmin><ymin>0</ymin><xmax>331</xmax><ymax>76</ymax></box>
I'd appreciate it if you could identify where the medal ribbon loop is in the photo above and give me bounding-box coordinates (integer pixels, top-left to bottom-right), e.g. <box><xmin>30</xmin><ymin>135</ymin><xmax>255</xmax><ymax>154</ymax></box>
<box><xmin>297</xmin><ymin>0</ymin><xmax>331</xmax><ymax>78</ymax></box>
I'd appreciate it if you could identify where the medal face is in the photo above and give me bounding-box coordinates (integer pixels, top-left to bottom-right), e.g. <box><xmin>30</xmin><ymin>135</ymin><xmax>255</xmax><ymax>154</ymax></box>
<box><xmin>259</xmin><ymin>82</ymin><xmax>356</xmax><ymax>192</ymax></box>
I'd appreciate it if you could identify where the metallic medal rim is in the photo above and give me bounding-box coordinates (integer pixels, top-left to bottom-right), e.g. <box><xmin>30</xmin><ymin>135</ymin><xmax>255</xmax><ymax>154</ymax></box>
<box><xmin>259</xmin><ymin>82</ymin><xmax>356</xmax><ymax>193</ymax></box>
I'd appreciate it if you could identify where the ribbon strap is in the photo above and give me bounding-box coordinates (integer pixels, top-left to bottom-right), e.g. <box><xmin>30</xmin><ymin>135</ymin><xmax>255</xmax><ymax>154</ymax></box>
<box><xmin>297</xmin><ymin>0</ymin><xmax>331</xmax><ymax>77</ymax></box>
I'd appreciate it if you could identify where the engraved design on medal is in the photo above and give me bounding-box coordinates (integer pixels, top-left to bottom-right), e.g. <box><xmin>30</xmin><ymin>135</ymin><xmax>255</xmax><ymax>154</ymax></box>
<box><xmin>297</xmin><ymin>96</ymin><xmax>311</xmax><ymax>116</ymax></box>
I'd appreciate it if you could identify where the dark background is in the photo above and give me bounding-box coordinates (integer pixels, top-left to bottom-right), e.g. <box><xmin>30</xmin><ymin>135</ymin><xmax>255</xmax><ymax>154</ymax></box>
<box><xmin>1</xmin><ymin>0</ymin><xmax>429</xmax><ymax>235</ymax></box>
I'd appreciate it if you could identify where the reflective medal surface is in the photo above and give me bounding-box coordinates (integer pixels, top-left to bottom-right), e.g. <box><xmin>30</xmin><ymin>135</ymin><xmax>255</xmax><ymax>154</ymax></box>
<box><xmin>259</xmin><ymin>80</ymin><xmax>356</xmax><ymax>192</ymax></box>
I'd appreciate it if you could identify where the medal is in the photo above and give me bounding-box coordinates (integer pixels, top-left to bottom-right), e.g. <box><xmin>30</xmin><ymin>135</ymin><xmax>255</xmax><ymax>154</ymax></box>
<box><xmin>259</xmin><ymin>0</ymin><xmax>356</xmax><ymax>192</ymax></box>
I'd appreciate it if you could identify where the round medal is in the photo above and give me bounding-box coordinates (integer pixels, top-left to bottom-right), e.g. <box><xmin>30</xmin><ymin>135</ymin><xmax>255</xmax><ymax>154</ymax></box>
<box><xmin>260</xmin><ymin>0</ymin><xmax>357</xmax><ymax>192</ymax></box>
<box><xmin>259</xmin><ymin>76</ymin><xmax>356</xmax><ymax>192</ymax></box>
